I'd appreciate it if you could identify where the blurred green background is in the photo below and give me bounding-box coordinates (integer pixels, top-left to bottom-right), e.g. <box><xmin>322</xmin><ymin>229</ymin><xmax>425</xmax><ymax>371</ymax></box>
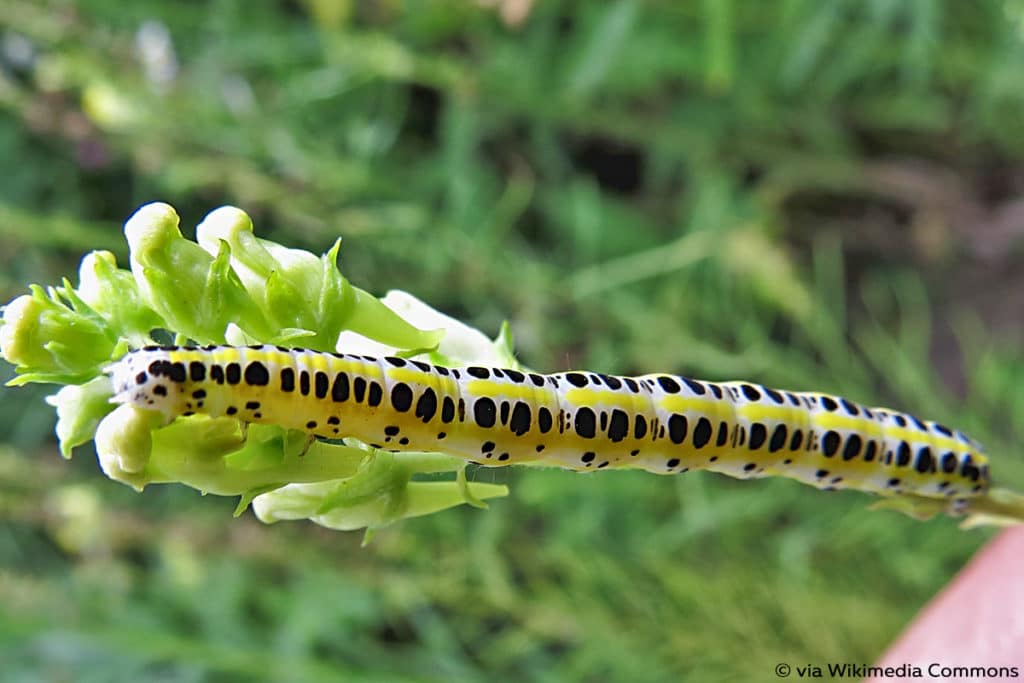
<box><xmin>3</xmin><ymin>1</ymin><xmax>1024</xmax><ymax>681</ymax></box>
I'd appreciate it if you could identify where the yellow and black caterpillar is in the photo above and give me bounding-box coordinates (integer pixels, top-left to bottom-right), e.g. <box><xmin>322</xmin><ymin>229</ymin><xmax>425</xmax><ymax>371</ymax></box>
<box><xmin>108</xmin><ymin>345</ymin><xmax>990</xmax><ymax>510</ymax></box>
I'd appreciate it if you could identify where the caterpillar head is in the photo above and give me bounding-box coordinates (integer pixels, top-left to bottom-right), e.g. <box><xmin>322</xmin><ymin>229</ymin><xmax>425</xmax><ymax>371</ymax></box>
<box><xmin>105</xmin><ymin>347</ymin><xmax>185</xmax><ymax>420</ymax></box>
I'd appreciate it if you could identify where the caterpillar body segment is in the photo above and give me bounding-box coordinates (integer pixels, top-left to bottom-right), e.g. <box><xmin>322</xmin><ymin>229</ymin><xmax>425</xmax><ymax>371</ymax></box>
<box><xmin>108</xmin><ymin>345</ymin><xmax>990</xmax><ymax>508</ymax></box>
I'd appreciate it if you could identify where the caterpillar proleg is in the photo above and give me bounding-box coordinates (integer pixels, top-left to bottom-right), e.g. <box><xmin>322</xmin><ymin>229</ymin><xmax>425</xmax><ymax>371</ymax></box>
<box><xmin>108</xmin><ymin>345</ymin><xmax>990</xmax><ymax>512</ymax></box>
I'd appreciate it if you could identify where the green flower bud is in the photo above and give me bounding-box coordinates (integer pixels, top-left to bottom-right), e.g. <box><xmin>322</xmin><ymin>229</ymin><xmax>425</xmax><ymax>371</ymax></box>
<box><xmin>336</xmin><ymin>277</ymin><xmax>445</xmax><ymax>354</ymax></box>
<box><xmin>1</xmin><ymin>294</ymin><xmax>54</xmax><ymax>370</ymax></box>
<box><xmin>76</xmin><ymin>251</ymin><xmax>163</xmax><ymax>346</ymax></box>
<box><xmin>94</xmin><ymin>410</ymin><xmax>367</xmax><ymax>497</ymax></box>
<box><xmin>45</xmin><ymin>375</ymin><xmax>115</xmax><ymax>458</ymax></box>
<box><xmin>252</xmin><ymin>473</ymin><xmax>508</xmax><ymax>531</ymax></box>
<box><xmin>195</xmin><ymin>206</ymin><xmax>443</xmax><ymax>351</ymax></box>
<box><xmin>1</xmin><ymin>286</ymin><xmax>117</xmax><ymax>384</ymax></box>
<box><xmin>196</xmin><ymin>206</ymin><xmax>320</xmax><ymax>329</ymax></box>
<box><xmin>252</xmin><ymin>449</ymin><xmax>507</xmax><ymax>531</ymax></box>
<box><xmin>152</xmin><ymin>421</ymin><xmax>363</xmax><ymax>496</ymax></box>
<box><xmin>124</xmin><ymin>202</ymin><xmax>274</xmax><ymax>343</ymax></box>
<box><xmin>336</xmin><ymin>290</ymin><xmax>519</xmax><ymax>368</ymax></box>
<box><xmin>94</xmin><ymin>403</ymin><xmax>165</xmax><ymax>490</ymax></box>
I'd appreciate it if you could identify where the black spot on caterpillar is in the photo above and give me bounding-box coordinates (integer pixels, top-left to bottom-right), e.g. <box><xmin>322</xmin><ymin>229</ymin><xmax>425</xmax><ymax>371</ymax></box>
<box><xmin>109</xmin><ymin>345</ymin><xmax>992</xmax><ymax>510</ymax></box>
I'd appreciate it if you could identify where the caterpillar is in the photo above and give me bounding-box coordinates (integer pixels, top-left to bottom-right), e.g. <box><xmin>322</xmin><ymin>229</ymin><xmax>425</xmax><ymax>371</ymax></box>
<box><xmin>107</xmin><ymin>345</ymin><xmax>991</xmax><ymax>512</ymax></box>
